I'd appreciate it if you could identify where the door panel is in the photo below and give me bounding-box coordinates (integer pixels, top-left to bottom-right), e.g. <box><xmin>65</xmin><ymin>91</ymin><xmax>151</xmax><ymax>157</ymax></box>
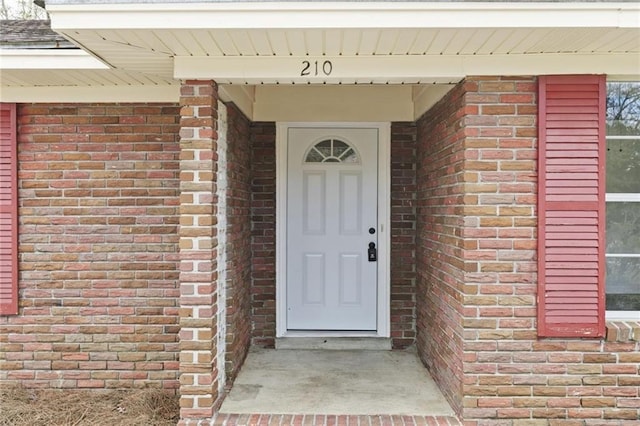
<box><xmin>303</xmin><ymin>171</ymin><xmax>326</xmax><ymax>235</ymax></box>
<box><xmin>302</xmin><ymin>253</ymin><xmax>325</xmax><ymax>304</ymax></box>
<box><xmin>287</xmin><ymin>127</ymin><xmax>378</xmax><ymax>331</ymax></box>
<box><xmin>339</xmin><ymin>253</ymin><xmax>362</xmax><ymax>305</ymax></box>
<box><xmin>339</xmin><ymin>172</ymin><xmax>362</xmax><ymax>235</ymax></box>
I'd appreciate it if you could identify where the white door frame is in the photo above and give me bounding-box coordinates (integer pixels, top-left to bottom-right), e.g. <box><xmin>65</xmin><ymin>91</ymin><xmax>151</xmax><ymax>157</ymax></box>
<box><xmin>276</xmin><ymin>122</ymin><xmax>391</xmax><ymax>338</ymax></box>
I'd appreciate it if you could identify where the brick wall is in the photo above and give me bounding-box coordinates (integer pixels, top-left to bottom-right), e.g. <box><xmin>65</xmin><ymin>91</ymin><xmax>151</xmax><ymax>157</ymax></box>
<box><xmin>460</xmin><ymin>76</ymin><xmax>540</xmax><ymax>422</ymax></box>
<box><xmin>415</xmin><ymin>84</ymin><xmax>468</xmax><ymax>415</ymax></box>
<box><xmin>223</xmin><ymin>104</ymin><xmax>252</xmax><ymax>381</ymax></box>
<box><xmin>416</xmin><ymin>76</ymin><xmax>640</xmax><ymax>424</ymax></box>
<box><xmin>390</xmin><ymin>122</ymin><xmax>417</xmax><ymax>349</ymax></box>
<box><xmin>250</xmin><ymin>122</ymin><xmax>277</xmax><ymax>347</ymax></box>
<box><xmin>460</xmin><ymin>77</ymin><xmax>640</xmax><ymax>425</ymax></box>
<box><xmin>0</xmin><ymin>102</ymin><xmax>181</xmax><ymax>390</ymax></box>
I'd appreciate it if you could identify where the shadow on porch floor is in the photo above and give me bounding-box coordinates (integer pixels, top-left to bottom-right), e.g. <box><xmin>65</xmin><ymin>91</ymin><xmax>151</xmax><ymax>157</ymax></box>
<box><xmin>212</xmin><ymin>347</ymin><xmax>460</xmax><ymax>425</ymax></box>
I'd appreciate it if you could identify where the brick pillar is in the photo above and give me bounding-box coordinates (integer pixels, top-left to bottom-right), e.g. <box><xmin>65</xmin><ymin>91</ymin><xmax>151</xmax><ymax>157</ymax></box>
<box><xmin>178</xmin><ymin>80</ymin><xmax>220</xmax><ymax>421</ymax></box>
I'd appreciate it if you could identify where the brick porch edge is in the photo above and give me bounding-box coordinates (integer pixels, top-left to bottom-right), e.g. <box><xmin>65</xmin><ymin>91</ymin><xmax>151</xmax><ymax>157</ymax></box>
<box><xmin>185</xmin><ymin>414</ymin><xmax>463</xmax><ymax>426</ymax></box>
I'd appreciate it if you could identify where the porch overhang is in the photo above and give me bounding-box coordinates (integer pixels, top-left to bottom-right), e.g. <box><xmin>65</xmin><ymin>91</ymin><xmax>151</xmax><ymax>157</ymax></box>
<box><xmin>0</xmin><ymin>49</ymin><xmax>180</xmax><ymax>103</ymax></box>
<box><xmin>5</xmin><ymin>1</ymin><xmax>640</xmax><ymax>118</ymax></box>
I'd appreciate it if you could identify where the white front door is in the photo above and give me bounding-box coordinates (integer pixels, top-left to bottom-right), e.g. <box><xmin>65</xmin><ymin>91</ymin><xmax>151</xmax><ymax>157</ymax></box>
<box><xmin>286</xmin><ymin>127</ymin><xmax>379</xmax><ymax>330</ymax></box>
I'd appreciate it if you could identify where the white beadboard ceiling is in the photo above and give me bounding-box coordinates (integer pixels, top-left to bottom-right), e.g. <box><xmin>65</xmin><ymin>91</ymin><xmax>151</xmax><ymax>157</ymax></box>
<box><xmin>55</xmin><ymin>26</ymin><xmax>640</xmax><ymax>84</ymax></box>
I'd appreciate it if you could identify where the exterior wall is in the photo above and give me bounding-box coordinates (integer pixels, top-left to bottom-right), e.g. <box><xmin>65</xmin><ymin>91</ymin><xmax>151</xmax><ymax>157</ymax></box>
<box><xmin>460</xmin><ymin>77</ymin><xmax>639</xmax><ymax>425</ymax></box>
<box><xmin>0</xmin><ymin>102</ymin><xmax>181</xmax><ymax>390</ymax></box>
<box><xmin>222</xmin><ymin>103</ymin><xmax>252</xmax><ymax>381</ymax></box>
<box><xmin>3</xmin><ymin>78</ymin><xmax>637</xmax><ymax>425</ymax></box>
<box><xmin>417</xmin><ymin>76</ymin><xmax>640</xmax><ymax>424</ymax></box>
<box><xmin>415</xmin><ymin>84</ymin><xmax>467</xmax><ymax>414</ymax></box>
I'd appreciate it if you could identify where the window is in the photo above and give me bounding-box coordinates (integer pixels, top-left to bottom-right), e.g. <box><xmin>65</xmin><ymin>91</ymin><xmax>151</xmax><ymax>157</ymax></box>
<box><xmin>606</xmin><ymin>82</ymin><xmax>640</xmax><ymax>314</ymax></box>
<box><xmin>305</xmin><ymin>139</ymin><xmax>358</xmax><ymax>164</ymax></box>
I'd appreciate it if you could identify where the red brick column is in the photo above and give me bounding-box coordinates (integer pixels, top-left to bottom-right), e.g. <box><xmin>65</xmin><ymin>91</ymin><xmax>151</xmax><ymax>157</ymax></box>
<box><xmin>178</xmin><ymin>80</ymin><xmax>220</xmax><ymax>421</ymax></box>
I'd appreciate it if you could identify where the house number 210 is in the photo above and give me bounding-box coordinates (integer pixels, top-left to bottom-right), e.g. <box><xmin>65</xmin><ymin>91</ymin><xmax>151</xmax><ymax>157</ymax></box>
<box><xmin>300</xmin><ymin>60</ymin><xmax>333</xmax><ymax>77</ymax></box>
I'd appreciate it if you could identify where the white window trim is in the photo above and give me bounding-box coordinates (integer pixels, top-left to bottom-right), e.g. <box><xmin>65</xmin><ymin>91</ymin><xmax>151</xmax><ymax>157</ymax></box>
<box><xmin>606</xmin><ymin>311</ymin><xmax>640</xmax><ymax>321</ymax></box>
<box><xmin>606</xmin><ymin>193</ymin><xmax>640</xmax><ymax>202</ymax></box>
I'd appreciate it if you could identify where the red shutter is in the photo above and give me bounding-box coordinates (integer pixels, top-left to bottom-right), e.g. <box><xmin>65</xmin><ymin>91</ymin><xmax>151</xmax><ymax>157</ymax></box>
<box><xmin>538</xmin><ymin>75</ymin><xmax>606</xmax><ymax>338</ymax></box>
<box><xmin>0</xmin><ymin>103</ymin><xmax>18</xmax><ymax>315</ymax></box>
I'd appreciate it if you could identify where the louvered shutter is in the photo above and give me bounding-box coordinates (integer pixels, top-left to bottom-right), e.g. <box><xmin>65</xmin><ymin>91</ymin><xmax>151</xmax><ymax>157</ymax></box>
<box><xmin>0</xmin><ymin>103</ymin><xmax>18</xmax><ymax>315</ymax></box>
<box><xmin>537</xmin><ymin>75</ymin><xmax>606</xmax><ymax>338</ymax></box>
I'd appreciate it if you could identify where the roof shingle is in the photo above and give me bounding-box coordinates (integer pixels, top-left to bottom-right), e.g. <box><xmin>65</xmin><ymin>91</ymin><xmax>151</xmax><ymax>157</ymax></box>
<box><xmin>0</xmin><ymin>20</ymin><xmax>76</xmax><ymax>48</ymax></box>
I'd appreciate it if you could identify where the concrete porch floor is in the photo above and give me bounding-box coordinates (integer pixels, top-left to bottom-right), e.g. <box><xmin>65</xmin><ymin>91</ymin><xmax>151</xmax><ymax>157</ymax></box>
<box><xmin>218</xmin><ymin>347</ymin><xmax>457</xmax><ymax>417</ymax></box>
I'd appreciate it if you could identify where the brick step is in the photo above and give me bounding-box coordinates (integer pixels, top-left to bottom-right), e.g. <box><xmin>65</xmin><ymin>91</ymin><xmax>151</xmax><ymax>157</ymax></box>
<box><xmin>202</xmin><ymin>414</ymin><xmax>462</xmax><ymax>426</ymax></box>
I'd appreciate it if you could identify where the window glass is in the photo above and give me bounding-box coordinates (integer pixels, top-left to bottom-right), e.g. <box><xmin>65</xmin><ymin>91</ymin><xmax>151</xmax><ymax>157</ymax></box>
<box><xmin>606</xmin><ymin>203</ymin><xmax>640</xmax><ymax>254</ymax></box>
<box><xmin>305</xmin><ymin>139</ymin><xmax>359</xmax><ymax>164</ymax></box>
<box><xmin>606</xmin><ymin>138</ymin><xmax>640</xmax><ymax>193</ymax></box>
<box><xmin>606</xmin><ymin>81</ymin><xmax>640</xmax><ymax>312</ymax></box>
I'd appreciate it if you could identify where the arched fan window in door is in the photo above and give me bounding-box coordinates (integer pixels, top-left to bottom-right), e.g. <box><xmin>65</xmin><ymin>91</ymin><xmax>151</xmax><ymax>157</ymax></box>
<box><xmin>304</xmin><ymin>139</ymin><xmax>359</xmax><ymax>164</ymax></box>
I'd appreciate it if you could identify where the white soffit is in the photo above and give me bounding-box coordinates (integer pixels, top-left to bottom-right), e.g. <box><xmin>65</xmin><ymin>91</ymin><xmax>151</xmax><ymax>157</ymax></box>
<box><xmin>0</xmin><ymin>50</ymin><xmax>179</xmax><ymax>102</ymax></box>
<box><xmin>46</xmin><ymin>2</ymin><xmax>640</xmax><ymax>84</ymax></box>
<box><xmin>0</xmin><ymin>49</ymin><xmax>108</xmax><ymax>69</ymax></box>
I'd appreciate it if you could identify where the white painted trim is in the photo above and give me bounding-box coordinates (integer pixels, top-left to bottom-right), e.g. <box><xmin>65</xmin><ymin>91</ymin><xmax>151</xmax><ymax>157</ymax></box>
<box><xmin>276</xmin><ymin>124</ymin><xmax>288</xmax><ymax>338</ymax></box>
<box><xmin>606</xmin><ymin>311</ymin><xmax>640</xmax><ymax>321</ymax></box>
<box><xmin>174</xmin><ymin>54</ymin><xmax>640</xmax><ymax>84</ymax></box>
<box><xmin>0</xmin><ymin>49</ymin><xmax>109</xmax><ymax>70</ymax></box>
<box><xmin>412</xmin><ymin>85</ymin><xmax>456</xmax><ymax>121</ymax></box>
<box><xmin>48</xmin><ymin>2</ymin><xmax>640</xmax><ymax>30</ymax></box>
<box><xmin>0</xmin><ymin>85</ymin><xmax>180</xmax><ymax>103</ymax></box>
<box><xmin>218</xmin><ymin>85</ymin><xmax>255</xmax><ymax>121</ymax></box>
<box><xmin>606</xmin><ymin>193</ymin><xmax>640</xmax><ymax>202</ymax></box>
<box><xmin>275</xmin><ymin>122</ymin><xmax>391</xmax><ymax>338</ymax></box>
<box><xmin>279</xmin><ymin>330</ymin><xmax>381</xmax><ymax>338</ymax></box>
<box><xmin>606</xmin><ymin>136</ymin><xmax>640</xmax><ymax>140</ymax></box>
<box><xmin>378</xmin><ymin>122</ymin><xmax>391</xmax><ymax>338</ymax></box>
<box><xmin>275</xmin><ymin>336</ymin><xmax>392</xmax><ymax>351</ymax></box>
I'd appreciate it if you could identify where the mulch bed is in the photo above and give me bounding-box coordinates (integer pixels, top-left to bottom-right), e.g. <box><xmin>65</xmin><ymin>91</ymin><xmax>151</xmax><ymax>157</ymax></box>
<box><xmin>0</xmin><ymin>385</ymin><xmax>179</xmax><ymax>426</ymax></box>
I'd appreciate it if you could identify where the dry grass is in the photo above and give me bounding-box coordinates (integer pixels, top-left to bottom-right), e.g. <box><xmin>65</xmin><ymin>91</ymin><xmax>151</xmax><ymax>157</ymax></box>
<box><xmin>0</xmin><ymin>385</ymin><xmax>180</xmax><ymax>426</ymax></box>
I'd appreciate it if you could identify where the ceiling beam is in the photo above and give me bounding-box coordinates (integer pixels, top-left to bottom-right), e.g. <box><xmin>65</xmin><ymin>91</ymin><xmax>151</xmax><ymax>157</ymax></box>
<box><xmin>174</xmin><ymin>54</ymin><xmax>640</xmax><ymax>85</ymax></box>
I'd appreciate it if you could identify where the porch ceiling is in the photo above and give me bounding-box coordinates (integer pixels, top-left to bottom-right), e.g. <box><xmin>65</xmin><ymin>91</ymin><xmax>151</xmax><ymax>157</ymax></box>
<box><xmin>45</xmin><ymin>2</ymin><xmax>640</xmax><ymax>85</ymax></box>
<box><xmin>3</xmin><ymin>2</ymin><xmax>639</xmax><ymax>118</ymax></box>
